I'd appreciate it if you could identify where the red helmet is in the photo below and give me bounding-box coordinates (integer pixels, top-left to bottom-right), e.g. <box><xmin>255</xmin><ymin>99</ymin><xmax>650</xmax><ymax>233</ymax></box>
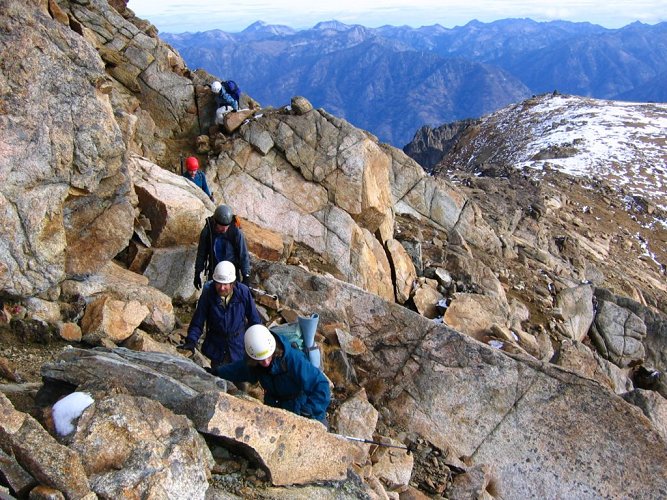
<box><xmin>185</xmin><ymin>156</ymin><xmax>199</xmax><ymax>172</ymax></box>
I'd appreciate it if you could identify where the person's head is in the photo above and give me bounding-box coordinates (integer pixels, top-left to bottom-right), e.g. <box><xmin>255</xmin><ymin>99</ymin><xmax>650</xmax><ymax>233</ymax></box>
<box><xmin>211</xmin><ymin>81</ymin><xmax>222</xmax><ymax>93</ymax></box>
<box><xmin>212</xmin><ymin>260</ymin><xmax>236</xmax><ymax>297</ymax></box>
<box><xmin>245</xmin><ymin>324</ymin><xmax>276</xmax><ymax>368</ymax></box>
<box><xmin>185</xmin><ymin>156</ymin><xmax>199</xmax><ymax>173</ymax></box>
<box><xmin>213</xmin><ymin>204</ymin><xmax>233</xmax><ymax>233</ymax></box>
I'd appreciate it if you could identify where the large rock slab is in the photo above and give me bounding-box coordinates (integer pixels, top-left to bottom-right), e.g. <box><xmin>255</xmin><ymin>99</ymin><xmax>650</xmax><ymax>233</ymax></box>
<box><xmin>254</xmin><ymin>260</ymin><xmax>667</xmax><ymax>499</ymax></box>
<box><xmin>71</xmin><ymin>394</ymin><xmax>212</xmax><ymax>500</ymax></box>
<box><xmin>41</xmin><ymin>347</ymin><xmax>363</xmax><ymax>487</ymax></box>
<box><xmin>129</xmin><ymin>155</ymin><xmax>213</xmax><ymax>248</ymax></box>
<box><xmin>189</xmin><ymin>392</ymin><xmax>363</xmax><ymax>486</ymax></box>
<box><xmin>0</xmin><ymin>0</ymin><xmax>133</xmax><ymax>297</ymax></box>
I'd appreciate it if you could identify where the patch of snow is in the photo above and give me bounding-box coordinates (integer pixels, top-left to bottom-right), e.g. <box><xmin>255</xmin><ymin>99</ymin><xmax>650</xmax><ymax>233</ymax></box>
<box><xmin>52</xmin><ymin>392</ymin><xmax>94</xmax><ymax>436</ymax></box>
<box><xmin>488</xmin><ymin>340</ymin><xmax>504</xmax><ymax>349</ymax></box>
<box><xmin>636</xmin><ymin>233</ymin><xmax>662</xmax><ymax>269</ymax></box>
<box><xmin>489</xmin><ymin>95</ymin><xmax>667</xmax><ymax>211</ymax></box>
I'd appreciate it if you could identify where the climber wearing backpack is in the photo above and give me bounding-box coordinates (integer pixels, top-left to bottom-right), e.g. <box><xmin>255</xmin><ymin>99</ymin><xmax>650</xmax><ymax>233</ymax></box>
<box><xmin>182</xmin><ymin>156</ymin><xmax>214</xmax><ymax>202</ymax></box>
<box><xmin>210</xmin><ymin>324</ymin><xmax>331</xmax><ymax>428</ymax></box>
<box><xmin>211</xmin><ymin>80</ymin><xmax>240</xmax><ymax>124</ymax></box>
<box><xmin>180</xmin><ymin>261</ymin><xmax>260</xmax><ymax>368</ymax></box>
<box><xmin>193</xmin><ymin>204</ymin><xmax>251</xmax><ymax>290</ymax></box>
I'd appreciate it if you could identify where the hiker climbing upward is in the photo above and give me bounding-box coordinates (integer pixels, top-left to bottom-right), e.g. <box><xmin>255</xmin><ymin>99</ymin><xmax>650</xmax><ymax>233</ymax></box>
<box><xmin>211</xmin><ymin>80</ymin><xmax>240</xmax><ymax>124</ymax></box>
<box><xmin>182</xmin><ymin>156</ymin><xmax>213</xmax><ymax>201</ymax></box>
<box><xmin>209</xmin><ymin>324</ymin><xmax>331</xmax><ymax>428</ymax></box>
<box><xmin>194</xmin><ymin>204</ymin><xmax>251</xmax><ymax>289</ymax></box>
<box><xmin>180</xmin><ymin>261</ymin><xmax>260</xmax><ymax>369</ymax></box>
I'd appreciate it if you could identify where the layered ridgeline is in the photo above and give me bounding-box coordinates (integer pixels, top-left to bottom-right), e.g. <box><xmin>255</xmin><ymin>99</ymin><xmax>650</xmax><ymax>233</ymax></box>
<box><xmin>0</xmin><ymin>1</ymin><xmax>666</xmax><ymax>499</ymax></box>
<box><xmin>163</xmin><ymin>19</ymin><xmax>667</xmax><ymax>146</ymax></box>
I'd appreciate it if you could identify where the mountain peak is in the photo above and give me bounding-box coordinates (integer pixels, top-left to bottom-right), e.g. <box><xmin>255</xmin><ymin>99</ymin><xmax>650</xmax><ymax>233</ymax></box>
<box><xmin>313</xmin><ymin>20</ymin><xmax>352</xmax><ymax>31</ymax></box>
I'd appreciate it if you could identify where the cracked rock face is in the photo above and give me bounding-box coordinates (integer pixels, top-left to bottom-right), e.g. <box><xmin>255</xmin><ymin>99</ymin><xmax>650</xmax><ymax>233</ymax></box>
<box><xmin>254</xmin><ymin>260</ymin><xmax>667</xmax><ymax>499</ymax></box>
<box><xmin>590</xmin><ymin>300</ymin><xmax>647</xmax><ymax>367</ymax></box>
<box><xmin>0</xmin><ymin>0</ymin><xmax>133</xmax><ymax>297</ymax></box>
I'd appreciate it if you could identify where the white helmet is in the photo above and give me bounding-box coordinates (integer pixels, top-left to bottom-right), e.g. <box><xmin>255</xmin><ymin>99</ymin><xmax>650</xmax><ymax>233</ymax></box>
<box><xmin>211</xmin><ymin>81</ymin><xmax>222</xmax><ymax>93</ymax></box>
<box><xmin>212</xmin><ymin>261</ymin><xmax>236</xmax><ymax>284</ymax></box>
<box><xmin>245</xmin><ymin>324</ymin><xmax>276</xmax><ymax>360</ymax></box>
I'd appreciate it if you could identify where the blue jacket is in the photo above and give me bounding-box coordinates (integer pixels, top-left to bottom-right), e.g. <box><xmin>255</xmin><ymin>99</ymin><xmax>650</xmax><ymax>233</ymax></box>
<box><xmin>183</xmin><ymin>170</ymin><xmax>212</xmax><ymax>198</ymax></box>
<box><xmin>215</xmin><ymin>334</ymin><xmax>330</xmax><ymax>422</ymax></box>
<box><xmin>195</xmin><ymin>216</ymin><xmax>251</xmax><ymax>281</ymax></box>
<box><xmin>186</xmin><ymin>281</ymin><xmax>260</xmax><ymax>364</ymax></box>
<box><xmin>216</xmin><ymin>85</ymin><xmax>239</xmax><ymax>111</ymax></box>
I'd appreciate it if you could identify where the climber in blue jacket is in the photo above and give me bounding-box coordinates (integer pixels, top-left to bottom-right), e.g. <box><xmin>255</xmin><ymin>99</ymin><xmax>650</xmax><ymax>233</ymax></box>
<box><xmin>180</xmin><ymin>261</ymin><xmax>260</xmax><ymax>368</ymax></box>
<box><xmin>212</xmin><ymin>324</ymin><xmax>331</xmax><ymax>427</ymax></box>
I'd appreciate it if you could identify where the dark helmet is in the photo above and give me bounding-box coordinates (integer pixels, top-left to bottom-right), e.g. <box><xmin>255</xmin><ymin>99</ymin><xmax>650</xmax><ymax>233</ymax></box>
<box><xmin>213</xmin><ymin>204</ymin><xmax>233</xmax><ymax>225</ymax></box>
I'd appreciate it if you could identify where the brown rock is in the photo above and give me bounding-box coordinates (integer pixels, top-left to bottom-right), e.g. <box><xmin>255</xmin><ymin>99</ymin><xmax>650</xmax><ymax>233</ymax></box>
<box><xmin>81</xmin><ymin>295</ymin><xmax>149</xmax><ymax>345</ymax></box>
<box><xmin>333</xmin><ymin>388</ymin><xmax>378</xmax><ymax>458</ymax></box>
<box><xmin>0</xmin><ymin>447</ymin><xmax>36</xmax><ymax>497</ymax></box>
<box><xmin>243</xmin><ymin>219</ymin><xmax>290</xmax><ymax>261</ymax></box>
<box><xmin>189</xmin><ymin>391</ymin><xmax>363</xmax><ymax>486</ymax></box>
<box><xmin>335</xmin><ymin>328</ymin><xmax>368</xmax><ymax>356</ymax></box>
<box><xmin>58</xmin><ymin>322</ymin><xmax>82</xmax><ymax>343</ymax></box>
<box><xmin>413</xmin><ymin>281</ymin><xmax>443</xmax><ymax>319</ymax></box>
<box><xmin>443</xmin><ymin>293</ymin><xmax>510</xmax><ymax>341</ymax></box>
<box><xmin>291</xmin><ymin>96</ymin><xmax>314</xmax><ymax>115</ymax></box>
<box><xmin>61</xmin><ymin>261</ymin><xmax>175</xmax><ymax>334</ymax></box>
<box><xmin>223</xmin><ymin>109</ymin><xmax>255</xmax><ymax>133</ymax></box>
<box><xmin>386</xmin><ymin>239</ymin><xmax>417</xmax><ymax>304</ymax></box>
<box><xmin>47</xmin><ymin>0</ymin><xmax>68</xmax><ymax>25</ymax></box>
<box><xmin>71</xmin><ymin>394</ymin><xmax>212</xmax><ymax>499</ymax></box>
<box><xmin>121</xmin><ymin>329</ymin><xmax>179</xmax><ymax>355</ymax></box>
<box><xmin>129</xmin><ymin>155</ymin><xmax>213</xmax><ymax>248</ymax></box>
<box><xmin>0</xmin><ymin>394</ymin><xmax>91</xmax><ymax>499</ymax></box>
<box><xmin>371</xmin><ymin>437</ymin><xmax>414</xmax><ymax>490</ymax></box>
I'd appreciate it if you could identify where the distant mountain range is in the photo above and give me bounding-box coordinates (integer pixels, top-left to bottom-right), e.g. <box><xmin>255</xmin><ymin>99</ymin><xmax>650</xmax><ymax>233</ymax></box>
<box><xmin>162</xmin><ymin>19</ymin><xmax>667</xmax><ymax>147</ymax></box>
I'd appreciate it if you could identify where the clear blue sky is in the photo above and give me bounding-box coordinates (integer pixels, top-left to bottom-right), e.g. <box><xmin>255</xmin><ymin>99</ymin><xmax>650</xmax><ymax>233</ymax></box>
<box><xmin>129</xmin><ymin>0</ymin><xmax>667</xmax><ymax>34</ymax></box>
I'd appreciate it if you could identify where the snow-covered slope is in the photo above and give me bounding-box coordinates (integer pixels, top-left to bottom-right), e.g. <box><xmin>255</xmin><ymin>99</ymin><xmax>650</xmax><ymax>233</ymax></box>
<box><xmin>442</xmin><ymin>94</ymin><xmax>667</xmax><ymax>211</ymax></box>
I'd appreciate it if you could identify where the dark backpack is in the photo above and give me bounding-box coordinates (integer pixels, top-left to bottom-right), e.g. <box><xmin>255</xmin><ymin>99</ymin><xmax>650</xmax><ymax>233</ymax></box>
<box><xmin>223</xmin><ymin>80</ymin><xmax>240</xmax><ymax>102</ymax></box>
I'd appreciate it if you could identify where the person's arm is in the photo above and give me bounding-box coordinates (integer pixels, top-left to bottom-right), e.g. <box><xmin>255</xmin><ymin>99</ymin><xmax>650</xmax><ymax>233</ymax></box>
<box><xmin>186</xmin><ymin>284</ymin><xmax>211</xmax><ymax>344</ymax></box>
<box><xmin>244</xmin><ymin>286</ymin><xmax>261</xmax><ymax>326</ymax></box>
<box><xmin>194</xmin><ymin>222</ymin><xmax>209</xmax><ymax>280</ymax></box>
<box><xmin>214</xmin><ymin>360</ymin><xmax>258</xmax><ymax>384</ymax></box>
<box><xmin>198</xmin><ymin>172</ymin><xmax>212</xmax><ymax>198</ymax></box>
<box><xmin>236</xmin><ymin>230</ymin><xmax>251</xmax><ymax>280</ymax></box>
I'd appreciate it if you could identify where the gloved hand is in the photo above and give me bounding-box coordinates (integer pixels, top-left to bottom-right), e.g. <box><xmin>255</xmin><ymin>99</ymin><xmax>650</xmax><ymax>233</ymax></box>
<box><xmin>204</xmin><ymin>365</ymin><xmax>216</xmax><ymax>376</ymax></box>
<box><xmin>193</xmin><ymin>274</ymin><xmax>202</xmax><ymax>290</ymax></box>
<box><xmin>243</xmin><ymin>273</ymin><xmax>253</xmax><ymax>287</ymax></box>
<box><xmin>177</xmin><ymin>340</ymin><xmax>196</xmax><ymax>352</ymax></box>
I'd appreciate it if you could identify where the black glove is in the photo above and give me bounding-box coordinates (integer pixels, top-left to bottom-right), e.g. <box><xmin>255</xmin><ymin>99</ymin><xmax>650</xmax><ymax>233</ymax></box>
<box><xmin>177</xmin><ymin>340</ymin><xmax>196</xmax><ymax>352</ymax></box>
<box><xmin>243</xmin><ymin>273</ymin><xmax>253</xmax><ymax>286</ymax></box>
<box><xmin>204</xmin><ymin>366</ymin><xmax>216</xmax><ymax>375</ymax></box>
<box><xmin>193</xmin><ymin>274</ymin><xmax>202</xmax><ymax>290</ymax></box>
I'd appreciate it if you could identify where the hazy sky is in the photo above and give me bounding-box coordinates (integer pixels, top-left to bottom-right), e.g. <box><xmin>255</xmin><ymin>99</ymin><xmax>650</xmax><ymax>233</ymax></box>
<box><xmin>129</xmin><ymin>0</ymin><xmax>667</xmax><ymax>33</ymax></box>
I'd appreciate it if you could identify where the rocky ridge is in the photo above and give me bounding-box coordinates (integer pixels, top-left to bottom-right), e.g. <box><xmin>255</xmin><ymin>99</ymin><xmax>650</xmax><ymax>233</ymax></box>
<box><xmin>1</xmin><ymin>0</ymin><xmax>666</xmax><ymax>499</ymax></box>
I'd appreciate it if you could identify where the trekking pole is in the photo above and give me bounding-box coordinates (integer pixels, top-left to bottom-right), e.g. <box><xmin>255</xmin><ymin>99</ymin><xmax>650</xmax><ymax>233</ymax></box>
<box><xmin>179</xmin><ymin>154</ymin><xmax>184</xmax><ymax>176</ymax></box>
<box><xmin>337</xmin><ymin>434</ymin><xmax>415</xmax><ymax>454</ymax></box>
